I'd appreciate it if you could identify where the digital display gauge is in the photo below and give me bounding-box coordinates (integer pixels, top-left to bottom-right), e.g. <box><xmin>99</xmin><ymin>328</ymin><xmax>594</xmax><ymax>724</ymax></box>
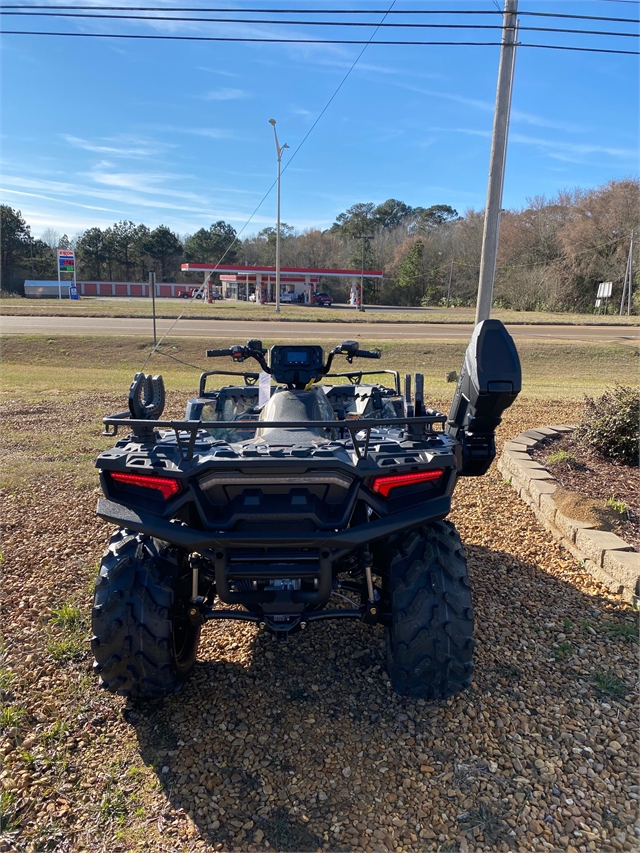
<box><xmin>284</xmin><ymin>350</ymin><xmax>311</xmax><ymax>365</ymax></box>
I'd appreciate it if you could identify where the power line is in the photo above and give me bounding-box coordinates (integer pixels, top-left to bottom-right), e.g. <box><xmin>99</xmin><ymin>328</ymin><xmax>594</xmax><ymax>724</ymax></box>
<box><xmin>2</xmin><ymin>6</ymin><xmax>639</xmax><ymax>23</ymax></box>
<box><xmin>3</xmin><ymin>12</ymin><xmax>638</xmax><ymax>39</ymax></box>
<box><xmin>2</xmin><ymin>31</ymin><xmax>637</xmax><ymax>54</ymax></box>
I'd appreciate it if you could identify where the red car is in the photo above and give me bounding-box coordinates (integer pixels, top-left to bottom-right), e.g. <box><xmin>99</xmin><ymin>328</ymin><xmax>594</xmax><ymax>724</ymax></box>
<box><xmin>312</xmin><ymin>292</ymin><xmax>333</xmax><ymax>307</ymax></box>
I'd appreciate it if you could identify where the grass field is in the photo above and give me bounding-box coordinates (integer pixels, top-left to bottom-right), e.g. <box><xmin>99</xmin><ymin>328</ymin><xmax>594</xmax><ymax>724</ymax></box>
<box><xmin>1</xmin><ymin>334</ymin><xmax>637</xmax><ymax>401</ymax></box>
<box><xmin>2</xmin><ymin>296</ymin><xmax>638</xmax><ymax>326</ymax></box>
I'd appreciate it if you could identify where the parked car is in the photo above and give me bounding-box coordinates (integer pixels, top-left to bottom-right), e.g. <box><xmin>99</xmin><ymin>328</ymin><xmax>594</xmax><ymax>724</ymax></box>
<box><xmin>180</xmin><ymin>288</ymin><xmax>223</xmax><ymax>300</ymax></box>
<box><xmin>280</xmin><ymin>291</ymin><xmax>297</xmax><ymax>303</ymax></box>
<box><xmin>312</xmin><ymin>292</ymin><xmax>333</xmax><ymax>307</ymax></box>
<box><xmin>179</xmin><ymin>287</ymin><xmax>204</xmax><ymax>300</ymax></box>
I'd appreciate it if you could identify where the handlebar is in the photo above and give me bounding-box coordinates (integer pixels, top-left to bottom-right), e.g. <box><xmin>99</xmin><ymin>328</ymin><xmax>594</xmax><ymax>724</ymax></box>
<box><xmin>205</xmin><ymin>340</ymin><xmax>380</xmax><ymax>387</ymax></box>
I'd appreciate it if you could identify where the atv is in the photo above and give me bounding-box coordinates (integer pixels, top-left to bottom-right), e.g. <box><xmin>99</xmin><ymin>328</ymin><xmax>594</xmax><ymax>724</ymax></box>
<box><xmin>91</xmin><ymin>319</ymin><xmax>521</xmax><ymax>700</ymax></box>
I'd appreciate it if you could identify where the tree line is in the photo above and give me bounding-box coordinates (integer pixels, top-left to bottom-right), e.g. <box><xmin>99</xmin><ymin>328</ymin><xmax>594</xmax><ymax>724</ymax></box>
<box><xmin>1</xmin><ymin>178</ymin><xmax>637</xmax><ymax>312</ymax></box>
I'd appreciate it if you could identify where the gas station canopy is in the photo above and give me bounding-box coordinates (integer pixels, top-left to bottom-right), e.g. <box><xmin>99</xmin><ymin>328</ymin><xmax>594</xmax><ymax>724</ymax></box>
<box><xmin>181</xmin><ymin>263</ymin><xmax>383</xmax><ymax>305</ymax></box>
<box><xmin>181</xmin><ymin>264</ymin><xmax>383</xmax><ymax>278</ymax></box>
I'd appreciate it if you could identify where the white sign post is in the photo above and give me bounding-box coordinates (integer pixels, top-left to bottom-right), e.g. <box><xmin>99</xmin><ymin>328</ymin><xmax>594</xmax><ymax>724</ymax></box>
<box><xmin>57</xmin><ymin>249</ymin><xmax>76</xmax><ymax>299</ymax></box>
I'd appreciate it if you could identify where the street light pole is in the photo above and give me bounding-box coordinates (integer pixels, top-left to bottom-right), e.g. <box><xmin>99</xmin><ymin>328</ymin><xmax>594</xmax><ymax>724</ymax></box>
<box><xmin>269</xmin><ymin>119</ymin><xmax>289</xmax><ymax>314</ymax></box>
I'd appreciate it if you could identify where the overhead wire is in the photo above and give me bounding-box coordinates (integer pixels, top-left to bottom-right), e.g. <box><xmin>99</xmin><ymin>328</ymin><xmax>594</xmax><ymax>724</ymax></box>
<box><xmin>2</xmin><ymin>11</ymin><xmax>638</xmax><ymax>39</ymax></box>
<box><xmin>2</xmin><ymin>31</ymin><xmax>637</xmax><ymax>54</ymax></box>
<box><xmin>1</xmin><ymin>6</ymin><xmax>638</xmax><ymax>23</ymax></box>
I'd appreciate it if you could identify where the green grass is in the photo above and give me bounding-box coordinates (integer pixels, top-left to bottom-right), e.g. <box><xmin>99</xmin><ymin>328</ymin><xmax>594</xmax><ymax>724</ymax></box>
<box><xmin>47</xmin><ymin>601</ymin><xmax>87</xmax><ymax>663</ymax></box>
<box><xmin>605</xmin><ymin>623</ymin><xmax>639</xmax><ymax>642</ymax></box>
<box><xmin>41</xmin><ymin>721</ymin><xmax>68</xmax><ymax>745</ymax></box>
<box><xmin>1</xmin><ymin>334</ymin><xmax>636</xmax><ymax>400</ymax></box>
<box><xmin>592</xmin><ymin>671</ymin><xmax>628</xmax><ymax>697</ymax></box>
<box><xmin>0</xmin><ymin>791</ymin><xmax>18</xmax><ymax>833</ymax></box>
<box><xmin>50</xmin><ymin>602</ymin><xmax>82</xmax><ymax>630</ymax></box>
<box><xmin>0</xmin><ymin>705</ymin><xmax>26</xmax><ymax>730</ymax></box>
<box><xmin>546</xmin><ymin>450</ymin><xmax>578</xmax><ymax>466</ymax></box>
<box><xmin>99</xmin><ymin>783</ymin><xmax>128</xmax><ymax>824</ymax></box>
<box><xmin>46</xmin><ymin>636</ymin><xmax>86</xmax><ymax>663</ymax></box>
<box><xmin>554</xmin><ymin>643</ymin><xmax>573</xmax><ymax>661</ymax></box>
<box><xmin>0</xmin><ymin>667</ymin><xmax>15</xmax><ymax>693</ymax></box>
<box><xmin>606</xmin><ymin>497</ymin><xmax>629</xmax><ymax>514</ymax></box>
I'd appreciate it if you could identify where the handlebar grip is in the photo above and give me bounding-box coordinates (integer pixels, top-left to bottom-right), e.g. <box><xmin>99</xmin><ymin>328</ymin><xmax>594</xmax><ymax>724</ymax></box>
<box><xmin>206</xmin><ymin>348</ymin><xmax>232</xmax><ymax>357</ymax></box>
<box><xmin>355</xmin><ymin>349</ymin><xmax>381</xmax><ymax>359</ymax></box>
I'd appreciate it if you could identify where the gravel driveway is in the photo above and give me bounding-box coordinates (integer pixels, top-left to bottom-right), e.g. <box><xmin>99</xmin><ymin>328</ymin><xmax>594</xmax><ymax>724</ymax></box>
<box><xmin>1</xmin><ymin>395</ymin><xmax>638</xmax><ymax>853</ymax></box>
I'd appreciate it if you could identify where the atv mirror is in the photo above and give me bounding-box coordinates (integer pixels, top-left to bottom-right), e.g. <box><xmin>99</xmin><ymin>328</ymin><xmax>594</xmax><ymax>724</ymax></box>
<box><xmin>446</xmin><ymin>319</ymin><xmax>521</xmax><ymax>476</ymax></box>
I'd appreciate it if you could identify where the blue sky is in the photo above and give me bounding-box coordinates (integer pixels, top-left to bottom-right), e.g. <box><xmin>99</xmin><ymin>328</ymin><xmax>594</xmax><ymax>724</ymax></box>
<box><xmin>1</xmin><ymin>1</ymin><xmax>638</xmax><ymax>241</ymax></box>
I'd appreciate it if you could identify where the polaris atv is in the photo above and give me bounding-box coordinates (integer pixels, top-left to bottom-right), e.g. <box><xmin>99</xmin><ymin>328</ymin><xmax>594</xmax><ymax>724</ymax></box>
<box><xmin>91</xmin><ymin>319</ymin><xmax>521</xmax><ymax>700</ymax></box>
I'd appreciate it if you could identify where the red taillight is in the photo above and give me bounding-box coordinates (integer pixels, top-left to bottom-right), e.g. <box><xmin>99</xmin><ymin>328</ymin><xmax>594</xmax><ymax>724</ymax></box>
<box><xmin>370</xmin><ymin>469</ymin><xmax>444</xmax><ymax>499</ymax></box>
<box><xmin>109</xmin><ymin>471</ymin><xmax>182</xmax><ymax>500</ymax></box>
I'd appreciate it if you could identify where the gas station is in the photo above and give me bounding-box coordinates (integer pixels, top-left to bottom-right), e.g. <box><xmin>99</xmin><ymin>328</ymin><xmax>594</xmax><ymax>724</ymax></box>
<box><xmin>180</xmin><ymin>263</ymin><xmax>383</xmax><ymax>307</ymax></box>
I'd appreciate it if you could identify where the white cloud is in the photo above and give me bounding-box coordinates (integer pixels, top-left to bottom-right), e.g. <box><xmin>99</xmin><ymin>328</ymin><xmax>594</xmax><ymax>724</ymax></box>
<box><xmin>62</xmin><ymin>133</ymin><xmax>174</xmax><ymax>157</ymax></box>
<box><xmin>201</xmin><ymin>88</ymin><xmax>249</xmax><ymax>101</ymax></box>
<box><xmin>197</xmin><ymin>66</ymin><xmax>239</xmax><ymax>78</ymax></box>
<box><xmin>400</xmin><ymin>85</ymin><xmax>590</xmax><ymax>134</ymax></box>
<box><xmin>425</xmin><ymin>126</ymin><xmax>636</xmax><ymax>165</ymax></box>
<box><xmin>151</xmin><ymin>124</ymin><xmax>241</xmax><ymax>141</ymax></box>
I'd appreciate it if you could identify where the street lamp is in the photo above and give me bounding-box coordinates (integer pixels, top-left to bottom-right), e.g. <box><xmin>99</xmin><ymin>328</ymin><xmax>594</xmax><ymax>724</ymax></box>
<box><xmin>268</xmin><ymin>118</ymin><xmax>289</xmax><ymax>314</ymax></box>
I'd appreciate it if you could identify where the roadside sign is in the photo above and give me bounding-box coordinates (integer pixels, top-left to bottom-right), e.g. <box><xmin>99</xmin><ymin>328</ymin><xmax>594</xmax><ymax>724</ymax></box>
<box><xmin>596</xmin><ymin>281</ymin><xmax>612</xmax><ymax>298</ymax></box>
<box><xmin>69</xmin><ymin>285</ymin><xmax>79</xmax><ymax>300</ymax></box>
<box><xmin>595</xmin><ymin>299</ymin><xmax>601</xmax><ymax>308</ymax></box>
<box><xmin>58</xmin><ymin>249</ymin><xmax>75</xmax><ymax>271</ymax></box>
<box><xmin>57</xmin><ymin>248</ymin><xmax>76</xmax><ymax>299</ymax></box>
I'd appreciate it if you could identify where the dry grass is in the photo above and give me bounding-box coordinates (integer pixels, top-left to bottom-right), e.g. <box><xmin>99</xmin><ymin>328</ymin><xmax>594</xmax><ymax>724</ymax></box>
<box><xmin>2</xmin><ymin>296</ymin><xmax>638</xmax><ymax>326</ymax></box>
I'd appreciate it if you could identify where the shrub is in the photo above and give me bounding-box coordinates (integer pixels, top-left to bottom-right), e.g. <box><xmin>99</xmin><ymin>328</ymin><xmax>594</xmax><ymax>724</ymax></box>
<box><xmin>574</xmin><ymin>386</ymin><xmax>639</xmax><ymax>466</ymax></box>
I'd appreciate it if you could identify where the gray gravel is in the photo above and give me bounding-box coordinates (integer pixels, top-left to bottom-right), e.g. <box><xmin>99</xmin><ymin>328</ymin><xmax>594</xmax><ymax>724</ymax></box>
<box><xmin>1</xmin><ymin>394</ymin><xmax>638</xmax><ymax>853</ymax></box>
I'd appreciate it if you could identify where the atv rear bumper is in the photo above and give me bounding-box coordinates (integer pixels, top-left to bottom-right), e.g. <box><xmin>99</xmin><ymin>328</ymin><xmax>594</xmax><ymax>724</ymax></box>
<box><xmin>96</xmin><ymin>495</ymin><xmax>451</xmax><ymax>558</ymax></box>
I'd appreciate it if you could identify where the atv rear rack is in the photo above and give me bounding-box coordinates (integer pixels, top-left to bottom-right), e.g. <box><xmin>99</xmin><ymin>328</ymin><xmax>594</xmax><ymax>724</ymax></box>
<box><xmin>102</xmin><ymin>412</ymin><xmax>447</xmax><ymax>461</ymax></box>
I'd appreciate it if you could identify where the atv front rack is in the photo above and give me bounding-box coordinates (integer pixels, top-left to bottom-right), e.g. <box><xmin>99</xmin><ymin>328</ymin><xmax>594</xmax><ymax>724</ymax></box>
<box><xmin>197</xmin><ymin>368</ymin><xmax>401</xmax><ymax>396</ymax></box>
<box><xmin>102</xmin><ymin>412</ymin><xmax>447</xmax><ymax>462</ymax></box>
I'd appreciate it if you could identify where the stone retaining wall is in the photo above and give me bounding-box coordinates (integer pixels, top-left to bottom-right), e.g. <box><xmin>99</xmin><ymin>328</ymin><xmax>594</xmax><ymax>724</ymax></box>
<box><xmin>497</xmin><ymin>426</ymin><xmax>640</xmax><ymax>604</ymax></box>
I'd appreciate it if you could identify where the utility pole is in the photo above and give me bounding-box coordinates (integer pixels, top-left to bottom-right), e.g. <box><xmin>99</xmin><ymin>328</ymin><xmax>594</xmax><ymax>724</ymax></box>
<box><xmin>475</xmin><ymin>0</ymin><xmax>519</xmax><ymax>325</ymax></box>
<box><xmin>354</xmin><ymin>234</ymin><xmax>374</xmax><ymax>312</ymax></box>
<box><xmin>619</xmin><ymin>231</ymin><xmax>634</xmax><ymax>316</ymax></box>
<box><xmin>446</xmin><ymin>259</ymin><xmax>454</xmax><ymax>307</ymax></box>
<box><xmin>268</xmin><ymin>119</ymin><xmax>289</xmax><ymax>314</ymax></box>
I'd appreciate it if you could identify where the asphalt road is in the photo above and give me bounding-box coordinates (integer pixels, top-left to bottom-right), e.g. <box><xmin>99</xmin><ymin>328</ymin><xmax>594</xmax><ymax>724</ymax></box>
<box><xmin>1</xmin><ymin>314</ymin><xmax>638</xmax><ymax>343</ymax></box>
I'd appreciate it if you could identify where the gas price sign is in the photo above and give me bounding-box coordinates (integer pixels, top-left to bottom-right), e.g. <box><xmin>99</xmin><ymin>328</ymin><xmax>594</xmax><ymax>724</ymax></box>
<box><xmin>58</xmin><ymin>249</ymin><xmax>75</xmax><ymax>272</ymax></box>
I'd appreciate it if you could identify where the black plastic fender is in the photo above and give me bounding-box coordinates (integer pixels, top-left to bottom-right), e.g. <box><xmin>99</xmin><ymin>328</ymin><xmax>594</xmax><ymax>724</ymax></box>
<box><xmin>446</xmin><ymin>319</ymin><xmax>521</xmax><ymax>475</ymax></box>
